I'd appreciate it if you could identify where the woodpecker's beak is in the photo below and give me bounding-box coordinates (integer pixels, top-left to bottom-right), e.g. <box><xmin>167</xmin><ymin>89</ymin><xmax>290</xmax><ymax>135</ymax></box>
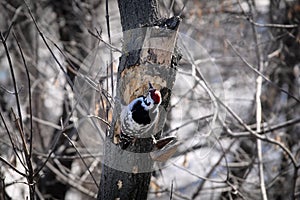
<box><xmin>148</xmin><ymin>82</ymin><xmax>153</xmax><ymax>90</ymax></box>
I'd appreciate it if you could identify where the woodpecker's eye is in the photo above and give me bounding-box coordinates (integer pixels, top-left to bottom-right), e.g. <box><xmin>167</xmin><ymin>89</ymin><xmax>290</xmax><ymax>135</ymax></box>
<box><xmin>150</xmin><ymin>90</ymin><xmax>161</xmax><ymax>104</ymax></box>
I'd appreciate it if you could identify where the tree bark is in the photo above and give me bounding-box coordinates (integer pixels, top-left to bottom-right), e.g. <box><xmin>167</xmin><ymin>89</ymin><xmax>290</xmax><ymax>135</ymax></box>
<box><xmin>98</xmin><ymin>0</ymin><xmax>180</xmax><ymax>199</ymax></box>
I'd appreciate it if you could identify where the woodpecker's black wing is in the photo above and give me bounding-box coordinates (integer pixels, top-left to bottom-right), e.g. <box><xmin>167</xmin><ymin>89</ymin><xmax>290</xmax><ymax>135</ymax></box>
<box><xmin>131</xmin><ymin>99</ymin><xmax>151</xmax><ymax>125</ymax></box>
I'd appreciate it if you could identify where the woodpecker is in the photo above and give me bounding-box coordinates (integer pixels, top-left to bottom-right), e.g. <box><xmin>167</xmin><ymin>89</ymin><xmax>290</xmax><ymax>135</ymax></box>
<box><xmin>119</xmin><ymin>83</ymin><xmax>162</xmax><ymax>148</ymax></box>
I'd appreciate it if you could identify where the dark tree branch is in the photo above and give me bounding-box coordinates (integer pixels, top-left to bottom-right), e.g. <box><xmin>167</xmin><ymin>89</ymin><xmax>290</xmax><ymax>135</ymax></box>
<box><xmin>13</xmin><ymin>32</ymin><xmax>34</xmax><ymax>164</ymax></box>
<box><xmin>0</xmin><ymin>33</ymin><xmax>23</xmax><ymax>132</ymax></box>
<box><xmin>98</xmin><ymin>1</ymin><xmax>180</xmax><ymax>199</ymax></box>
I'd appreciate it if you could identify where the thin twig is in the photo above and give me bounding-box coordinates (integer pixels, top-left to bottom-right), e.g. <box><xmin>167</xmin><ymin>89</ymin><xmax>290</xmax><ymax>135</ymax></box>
<box><xmin>35</xmin><ymin>151</ymin><xmax>102</xmax><ymax>160</ymax></box>
<box><xmin>45</xmin><ymin>161</ymin><xmax>97</xmax><ymax>198</ymax></box>
<box><xmin>164</xmin><ymin>114</ymin><xmax>213</xmax><ymax>135</ymax></box>
<box><xmin>88</xmin><ymin>29</ymin><xmax>122</xmax><ymax>53</ymax></box>
<box><xmin>105</xmin><ymin>0</ymin><xmax>114</xmax><ymax>97</ymax></box>
<box><xmin>23</xmin><ymin>0</ymin><xmax>81</xmax><ymax>177</ymax></box>
<box><xmin>178</xmin><ymin>33</ymin><xmax>220</xmax><ymax>138</ymax></box>
<box><xmin>172</xmin><ymin>162</ymin><xmax>225</xmax><ymax>184</ymax></box>
<box><xmin>0</xmin><ymin>85</ymin><xmax>23</xmax><ymax>94</ymax></box>
<box><xmin>2</xmin><ymin>5</ymin><xmax>23</xmax><ymax>42</ymax></box>
<box><xmin>62</xmin><ymin>133</ymin><xmax>99</xmax><ymax>189</ymax></box>
<box><xmin>11</xmin><ymin>109</ymin><xmax>35</xmax><ymax>199</ymax></box>
<box><xmin>0</xmin><ymin>111</ymin><xmax>27</xmax><ymax>170</ymax></box>
<box><xmin>231</xmin><ymin>116</ymin><xmax>300</xmax><ymax>136</ymax></box>
<box><xmin>255</xmin><ymin>33</ymin><xmax>268</xmax><ymax>200</ymax></box>
<box><xmin>87</xmin><ymin>115</ymin><xmax>111</xmax><ymax>127</ymax></box>
<box><xmin>168</xmin><ymin>0</ymin><xmax>175</xmax><ymax>17</ymax></box>
<box><xmin>215</xmin><ymin>95</ymin><xmax>298</xmax><ymax>168</ymax></box>
<box><xmin>11</xmin><ymin>109</ymin><xmax>29</xmax><ymax>160</ymax></box>
<box><xmin>246</xmin><ymin>1</ymin><xmax>268</xmax><ymax>198</ymax></box>
<box><xmin>170</xmin><ymin>179</ymin><xmax>174</xmax><ymax>200</ymax></box>
<box><xmin>191</xmin><ymin>139</ymin><xmax>235</xmax><ymax>199</ymax></box>
<box><xmin>23</xmin><ymin>0</ymin><xmax>73</xmax><ymax>88</ymax></box>
<box><xmin>0</xmin><ymin>33</ymin><xmax>24</xmax><ymax>132</ymax></box>
<box><xmin>28</xmin><ymin>115</ymin><xmax>61</xmax><ymax>130</ymax></box>
<box><xmin>13</xmin><ymin>32</ymin><xmax>34</xmax><ymax>162</ymax></box>
<box><xmin>0</xmin><ymin>156</ymin><xmax>26</xmax><ymax>177</ymax></box>
<box><xmin>225</xmin><ymin>39</ymin><xmax>300</xmax><ymax>104</ymax></box>
<box><xmin>247</xmin><ymin>17</ymin><xmax>298</xmax><ymax>29</ymax></box>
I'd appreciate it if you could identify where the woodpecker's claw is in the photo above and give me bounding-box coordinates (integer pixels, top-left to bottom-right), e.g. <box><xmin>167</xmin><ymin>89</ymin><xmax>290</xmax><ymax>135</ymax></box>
<box><xmin>119</xmin><ymin>132</ymin><xmax>135</xmax><ymax>149</ymax></box>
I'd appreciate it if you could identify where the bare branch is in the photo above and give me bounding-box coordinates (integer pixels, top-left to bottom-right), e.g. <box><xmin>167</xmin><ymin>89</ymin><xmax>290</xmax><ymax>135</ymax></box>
<box><xmin>191</xmin><ymin>139</ymin><xmax>235</xmax><ymax>199</ymax></box>
<box><xmin>62</xmin><ymin>133</ymin><xmax>99</xmax><ymax>189</ymax></box>
<box><xmin>247</xmin><ymin>17</ymin><xmax>298</xmax><ymax>29</ymax></box>
<box><xmin>45</xmin><ymin>161</ymin><xmax>97</xmax><ymax>198</ymax></box>
<box><xmin>88</xmin><ymin>29</ymin><xmax>122</xmax><ymax>53</ymax></box>
<box><xmin>11</xmin><ymin>108</ymin><xmax>35</xmax><ymax>199</ymax></box>
<box><xmin>0</xmin><ymin>32</ymin><xmax>24</xmax><ymax>132</ymax></box>
<box><xmin>225</xmin><ymin>39</ymin><xmax>300</xmax><ymax>104</ymax></box>
<box><xmin>216</xmin><ymin>95</ymin><xmax>298</xmax><ymax>168</ymax></box>
<box><xmin>0</xmin><ymin>111</ymin><xmax>27</xmax><ymax>170</ymax></box>
<box><xmin>13</xmin><ymin>32</ymin><xmax>34</xmax><ymax>162</ymax></box>
<box><xmin>246</xmin><ymin>1</ymin><xmax>268</xmax><ymax>198</ymax></box>
<box><xmin>231</xmin><ymin>116</ymin><xmax>300</xmax><ymax>137</ymax></box>
<box><xmin>0</xmin><ymin>156</ymin><xmax>26</xmax><ymax>177</ymax></box>
<box><xmin>105</xmin><ymin>0</ymin><xmax>114</xmax><ymax>97</ymax></box>
<box><xmin>23</xmin><ymin>0</ymin><xmax>74</xmax><ymax>88</ymax></box>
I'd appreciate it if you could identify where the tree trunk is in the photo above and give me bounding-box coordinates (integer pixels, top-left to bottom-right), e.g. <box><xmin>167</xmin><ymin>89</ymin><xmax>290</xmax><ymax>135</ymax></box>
<box><xmin>98</xmin><ymin>0</ymin><xmax>180</xmax><ymax>199</ymax></box>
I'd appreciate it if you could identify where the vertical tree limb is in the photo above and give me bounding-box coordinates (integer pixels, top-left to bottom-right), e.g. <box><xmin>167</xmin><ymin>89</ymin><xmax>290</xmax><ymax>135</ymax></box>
<box><xmin>98</xmin><ymin>1</ymin><xmax>180</xmax><ymax>199</ymax></box>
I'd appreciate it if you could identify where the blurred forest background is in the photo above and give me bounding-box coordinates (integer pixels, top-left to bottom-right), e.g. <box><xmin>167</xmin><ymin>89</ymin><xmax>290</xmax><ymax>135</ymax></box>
<box><xmin>0</xmin><ymin>0</ymin><xmax>300</xmax><ymax>199</ymax></box>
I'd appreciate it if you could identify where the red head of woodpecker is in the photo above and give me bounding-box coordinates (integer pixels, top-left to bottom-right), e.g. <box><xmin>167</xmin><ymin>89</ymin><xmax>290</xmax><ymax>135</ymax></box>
<box><xmin>144</xmin><ymin>82</ymin><xmax>162</xmax><ymax>108</ymax></box>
